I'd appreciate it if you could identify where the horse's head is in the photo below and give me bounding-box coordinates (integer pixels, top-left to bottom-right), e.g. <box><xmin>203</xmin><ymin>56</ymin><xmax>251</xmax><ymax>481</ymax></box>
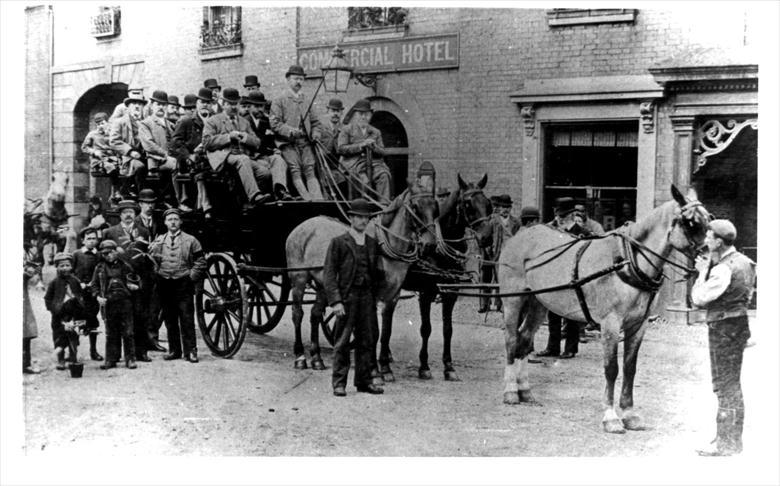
<box><xmin>404</xmin><ymin>179</ymin><xmax>439</xmax><ymax>255</ymax></box>
<box><xmin>669</xmin><ymin>184</ymin><xmax>712</xmax><ymax>256</ymax></box>
<box><xmin>456</xmin><ymin>173</ymin><xmax>493</xmax><ymax>249</ymax></box>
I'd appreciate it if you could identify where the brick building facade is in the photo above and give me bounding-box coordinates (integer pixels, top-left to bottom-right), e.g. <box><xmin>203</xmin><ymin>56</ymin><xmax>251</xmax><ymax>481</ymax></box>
<box><xmin>25</xmin><ymin>6</ymin><xmax>761</xmax><ymax>316</ymax></box>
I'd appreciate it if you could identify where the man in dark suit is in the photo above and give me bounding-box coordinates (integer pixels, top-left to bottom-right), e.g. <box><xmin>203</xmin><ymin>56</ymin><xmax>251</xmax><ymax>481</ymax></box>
<box><xmin>172</xmin><ymin>88</ymin><xmax>213</xmax><ymax>215</ymax></box>
<box><xmin>243</xmin><ymin>91</ymin><xmax>293</xmax><ymax>200</ymax></box>
<box><xmin>103</xmin><ymin>200</ymin><xmax>151</xmax><ymax>253</ymax></box>
<box><xmin>323</xmin><ymin>198</ymin><xmax>385</xmax><ymax>397</ymax></box>
<box><xmin>135</xmin><ymin>189</ymin><xmax>160</xmax><ymax>239</ymax></box>
<box><xmin>202</xmin><ymin>87</ymin><xmax>273</xmax><ymax>206</ymax></box>
<box><xmin>134</xmin><ymin>188</ymin><xmax>165</xmax><ymax>352</ymax></box>
<box><xmin>313</xmin><ymin>98</ymin><xmax>346</xmax><ymax>197</ymax></box>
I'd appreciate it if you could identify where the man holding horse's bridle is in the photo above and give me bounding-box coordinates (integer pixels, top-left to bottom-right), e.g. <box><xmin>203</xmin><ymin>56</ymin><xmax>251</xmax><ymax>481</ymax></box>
<box><xmin>691</xmin><ymin>219</ymin><xmax>756</xmax><ymax>456</ymax></box>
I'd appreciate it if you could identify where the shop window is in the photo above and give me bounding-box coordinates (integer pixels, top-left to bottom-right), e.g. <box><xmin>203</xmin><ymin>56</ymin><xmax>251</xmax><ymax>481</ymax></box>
<box><xmin>546</xmin><ymin>9</ymin><xmax>637</xmax><ymax>27</ymax></box>
<box><xmin>201</xmin><ymin>6</ymin><xmax>242</xmax><ymax>50</ymax></box>
<box><xmin>347</xmin><ymin>7</ymin><xmax>408</xmax><ymax>31</ymax></box>
<box><xmin>543</xmin><ymin>122</ymin><xmax>638</xmax><ymax>230</ymax></box>
<box><xmin>90</xmin><ymin>6</ymin><xmax>121</xmax><ymax>39</ymax></box>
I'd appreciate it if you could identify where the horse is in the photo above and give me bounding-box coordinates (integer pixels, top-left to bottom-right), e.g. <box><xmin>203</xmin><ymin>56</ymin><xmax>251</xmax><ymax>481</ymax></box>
<box><xmin>24</xmin><ymin>172</ymin><xmax>76</xmax><ymax>279</ymax></box>
<box><xmin>380</xmin><ymin>174</ymin><xmax>493</xmax><ymax>382</ymax></box>
<box><xmin>498</xmin><ymin>185</ymin><xmax>711</xmax><ymax>433</ymax></box>
<box><xmin>284</xmin><ymin>180</ymin><xmax>439</xmax><ymax>371</ymax></box>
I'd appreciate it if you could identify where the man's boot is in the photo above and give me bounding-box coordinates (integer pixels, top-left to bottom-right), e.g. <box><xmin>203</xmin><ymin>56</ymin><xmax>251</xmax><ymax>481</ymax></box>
<box><xmin>698</xmin><ymin>407</ymin><xmax>735</xmax><ymax>456</ymax></box>
<box><xmin>306</xmin><ymin>175</ymin><xmax>324</xmax><ymax>200</ymax></box>
<box><xmin>23</xmin><ymin>338</ymin><xmax>40</xmax><ymax>374</ymax></box>
<box><xmin>54</xmin><ymin>348</ymin><xmax>67</xmax><ymax>370</ymax></box>
<box><xmin>89</xmin><ymin>333</ymin><xmax>103</xmax><ymax>361</ymax></box>
<box><xmin>292</xmin><ymin>176</ymin><xmax>311</xmax><ymax>201</ymax></box>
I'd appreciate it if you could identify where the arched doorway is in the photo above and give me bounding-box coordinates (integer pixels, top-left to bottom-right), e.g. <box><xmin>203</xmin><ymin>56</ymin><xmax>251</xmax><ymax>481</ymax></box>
<box><xmin>370</xmin><ymin>110</ymin><xmax>408</xmax><ymax>195</ymax></box>
<box><xmin>73</xmin><ymin>83</ymin><xmax>128</xmax><ymax>202</ymax></box>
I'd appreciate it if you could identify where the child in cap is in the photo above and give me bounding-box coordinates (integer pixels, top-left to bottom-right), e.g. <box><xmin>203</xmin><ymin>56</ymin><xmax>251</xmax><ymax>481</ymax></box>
<box><xmin>44</xmin><ymin>252</ymin><xmax>87</xmax><ymax>370</ymax></box>
<box><xmin>89</xmin><ymin>240</ymin><xmax>140</xmax><ymax>369</ymax></box>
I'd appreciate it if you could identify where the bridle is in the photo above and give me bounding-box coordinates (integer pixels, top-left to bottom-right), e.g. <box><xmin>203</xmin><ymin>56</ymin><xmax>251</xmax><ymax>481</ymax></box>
<box><xmin>434</xmin><ymin>186</ymin><xmax>493</xmax><ymax>262</ymax></box>
<box><xmin>668</xmin><ymin>200</ymin><xmax>710</xmax><ymax>260</ymax></box>
<box><xmin>375</xmin><ymin>190</ymin><xmax>437</xmax><ymax>263</ymax></box>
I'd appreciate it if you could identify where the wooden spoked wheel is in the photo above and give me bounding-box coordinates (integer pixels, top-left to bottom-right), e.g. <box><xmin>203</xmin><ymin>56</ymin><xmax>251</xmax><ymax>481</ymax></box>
<box><xmin>195</xmin><ymin>252</ymin><xmax>248</xmax><ymax>358</ymax></box>
<box><xmin>244</xmin><ymin>271</ymin><xmax>290</xmax><ymax>335</ymax></box>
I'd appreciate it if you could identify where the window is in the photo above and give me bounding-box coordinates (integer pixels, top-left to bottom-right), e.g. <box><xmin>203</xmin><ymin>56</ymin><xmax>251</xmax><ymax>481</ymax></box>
<box><xmin>200</xmin><ymin>6</ymin><xmax>242</xmax><ymax>49</ymax></box>
<box><xmin>546</xmin><ymin>9</ymin><xmax>637</xmax><ymax>27</ymax></box>
<box><xmin>347</xmin><ymin>7</ymin><xmax>408</xmax><ymax>31</ymax></box>
<box><xmin>543</xmin><ymin>122</ymin><xmax>638</xmax><ymax>230</ymax></box>
<box><xmin>90</xmin><ymin>6</ymin><xmax>120</xmax><ymax>39</ymax></box>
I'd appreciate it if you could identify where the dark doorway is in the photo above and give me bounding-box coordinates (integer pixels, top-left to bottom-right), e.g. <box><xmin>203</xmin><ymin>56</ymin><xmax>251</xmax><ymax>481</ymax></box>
<box><xmin>692</xmin><ymin>125</ymin><xmax>757</xmax><ymax>262</ymax></box>
<box><xmin>370</xmin><ymin>110</ymin><xmax>409</xmax><ymax>196</ymax></box>
<box><xmin>73</xmin><ymin>83</ymin><xmax>128</xmax><ymax>203</ymax></box>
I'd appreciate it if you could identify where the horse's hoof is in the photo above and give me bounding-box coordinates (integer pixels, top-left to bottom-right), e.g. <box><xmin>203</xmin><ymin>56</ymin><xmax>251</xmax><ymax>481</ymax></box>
<box><xmin>311</xmin><ymin>358</ymin><xmax>326</xmax><ymax>371</ymax></box>
<box><xmin>622</xmin><ymin>415</ymin><xmax>644</xmax><ymax>431</ymax></box>
<box><xmin>603</xmin><ymin>419</ymin><xmax>627</xmax><ymax>434</ymax></box>
<box><xmin>503</xmin><ymin>391</ymin><xmax>520</xmax><ymax>405</ymax></box>
<box><xmin>293</xmin><ymin>357</ymin><xmax>308</xmax><ymax>370</ymax></box>
<box><xmin>444</xmin><ymin>370</ymin><xmax>460</xmax><ymax>382</ymax></box>
<box><xmin>418</xmin><ymin>369</ymin><xmax>432</xmax><ymax>380</ymax></box>
<box><xmin>518</xmin><ymin>389</ymin><xmax>541</xmax><ymax>406</ymax></box>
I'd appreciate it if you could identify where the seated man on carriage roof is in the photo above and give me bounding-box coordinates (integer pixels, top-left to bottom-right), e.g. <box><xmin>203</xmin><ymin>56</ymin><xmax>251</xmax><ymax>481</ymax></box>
<box><xmin>108</xmin><ymin>91</ymin><xmax>149</xmax><ymax>200</ymax></box>
<box><xmin>82</xmin><ymin>112</ymin><xmax>123</xmax><ymax>204</ymax></box>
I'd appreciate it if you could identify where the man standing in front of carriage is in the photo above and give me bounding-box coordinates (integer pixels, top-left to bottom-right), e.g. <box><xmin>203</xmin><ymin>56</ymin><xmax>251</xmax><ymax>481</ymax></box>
<box><xmin>337</xmin><ymin>99</ymin><xmax>392</xmax><ymax>204</ymax></box>
<box><xmin>202</xmin><ymin>88</ymin><xmax>275</xmax><ymax>207</ymax></box>
<box><xmin>692</xmin><ymin>219</ymin><xmax>756</xmax><ymax>457</ymax></box>
<box><xmin>243</xmin><ymin>91</ymin><xmax>294</xmax><ymax>201</ymax></box>
<box><xmin>270</xmin><ymin>65</ymin><xmax>324</xmax><ymax>201</ymax></box>
<box><xmin>323</xmin><ymin>198</ymin><xmax>385</xmax><ymax>397</ymax></box>
<box><xmin>150</xmin><ymin>208</ymin><xmax>207</xmax><ymax>363</ymax></box>
<box><xmin>108</xmin><ymin>91</ymin><xmax>149</xmax><ymax>199</ymax></box>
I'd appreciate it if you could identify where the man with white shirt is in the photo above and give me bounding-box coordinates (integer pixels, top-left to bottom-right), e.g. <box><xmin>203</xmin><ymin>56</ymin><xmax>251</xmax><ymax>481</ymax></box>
<box><xmin>323</xmin><ymin>199</ymin><xmax>385</xmax><ymax>396</ymax></box>
<box><xmin>692</xmin><ymin>219</ymin><xmax>756</xmax><ymax>456</ymax></box>
<box><xmin>270</xmin><ymin>65</ymin><xmax>323</xmax><ymax>200</ymax></box>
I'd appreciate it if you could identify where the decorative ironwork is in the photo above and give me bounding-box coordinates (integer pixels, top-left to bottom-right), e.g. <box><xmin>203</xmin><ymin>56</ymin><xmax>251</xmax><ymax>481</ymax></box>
<box><xmin>639</xmin><ymin>100</ymin><xmax>654</xmax><ymax>134</ymax></box>
<box><xmin>90</xmin><ymin>7</ymin><xmax>120</xmax><ymax>38</ymax></box>
<box><xmin>348</xmin><ymin>7</ymin><xmax>408</xmax><ymax>30</ymax></box>
<box><xmin>200</xmin><ymin>7</ymin><xmax>242</xmax><ymax>49</ymax></box>
<box><xmin>520</xmin><ymin>105</ymin><xmax>535</xmax><ymax>137</ymax></box>
<box><xmin>693</xmin><ymin>118</ymin><xmax>757</xmax><ymax>172</ymax></box>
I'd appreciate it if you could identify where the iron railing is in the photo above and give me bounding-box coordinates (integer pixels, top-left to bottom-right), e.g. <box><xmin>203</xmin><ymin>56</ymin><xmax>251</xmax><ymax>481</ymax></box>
<box><xmin>90</xmin><ymin>8</ymin><xmax>120</xmax><ymax>38</ymax></box>
<box><xmin>200</xmin><ymin>20</ymin><xmax>242</xmax><ymax>49</ymax></box>
<box><xmin>347</xmin><ymin>7</ymin><xmax>407</xmax><ymax>30</ymax></box>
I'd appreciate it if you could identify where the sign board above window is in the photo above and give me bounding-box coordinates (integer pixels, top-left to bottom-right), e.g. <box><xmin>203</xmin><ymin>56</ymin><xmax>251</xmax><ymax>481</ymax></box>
<box><xmin>298</xmin><ymin>33</ymin><xmax>459</xmax><ymax>76</ymax></box>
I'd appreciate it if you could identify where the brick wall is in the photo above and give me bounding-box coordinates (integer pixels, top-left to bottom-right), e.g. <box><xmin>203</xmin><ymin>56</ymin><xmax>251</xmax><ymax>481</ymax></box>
<box><xmin>24</xmin><ymin>6</ymin><xmax>52</xmax><ymax>201</ymax></box>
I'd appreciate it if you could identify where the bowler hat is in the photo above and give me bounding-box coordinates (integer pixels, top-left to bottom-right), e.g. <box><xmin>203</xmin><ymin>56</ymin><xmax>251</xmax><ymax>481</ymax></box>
<box><xmin>709</xmin><ymin>219</ymin><xmax>737</xmax><ymax>244</ymax></box>
<box><xmin>327</xmin><ymin>98</ymin><xmax>344</xmax><ymax>111</ymax></box>
<box><xmin>347</xmin><ymin>198</ymin><xmax>373</xmax><ymax>217</ymax></box>
<box><xmin>116</xmin><ymin>199</ymin><xmax>140</xmax><ymax>214</ymax></box>
<box><xmin>167</xmin><ymin>95</ymin><xmax>181</xmax><ymax>107</ymax></box>
<box><xmin>99</xmin><ymin>240</ymin><xmax>118</xmax><ymax>251</ymax></box>
<box><xmin>520</xmin><ymin>206</ymin><xmax>540</xmax><ymax>219</ymax></box>
<box><xmin>138</xmin><ymin>189</ymin><xmax>157</xmax><ymax>203</ymax></box>
<box><xmin>221</xmin><ymin>88</ymin><xmax>241</xmax><ymax>104</ymax></box>
<box><xmin>495</xmin><ymin>194</ymin><xmax>513</xmax><ymax>208</ymax></box>
<box><xmin>182</xmin><ymin>94</ymin><xmax>197</xmax><ymax>109</ymax></box>
<box><xmin>285</xmin><ymin>65</ymin><xmax>306</xmax><ymax>78</ymax></box>
<box><xmin>204</xmin><ymin>78</ymin><xmax>221</xmax><ymax>90</ymax></box>
<box><xmin>123</xmin><ymin>91</ymin><xmax>147</xmax><ymax>106</ymax></box>
<box><xmin>352</xmin><ymin>99</ymin><xmax>372</xmax><ymax>112</ymax></box>
<box><xmin>149</xmin><ymin>90</ymin><xmax>169</xmax><ymax>104</ymax></box>
<box><xmin>163</xmin><ymin>208</ymin><xmax>182</xmax><ymax>219</ymax></box>
<box><xmin>246</xmin><ymin>92</ymin><xmax>268</xmax><ymax>106</ymax></box>
<box><xmin>244</xmin><ymin>75</ymin><xmax>260</xmax><ymax>87</ymax></box>
<box><xmin>196</xmin><ymin>88</ymin><xmax>214</xmax><ymax>102</ymax></box>
<box><xmin>93</xmin><ymin>112</ymin><xmax>108</xmax><ymax>123</ymax></box>
<box><xmin>53</xmin><ymin>252</ymin><xmax>73</xmax><ymax>264</ymax></box>
<box><xmin>554</xmin><ymin>197</ymin><xmax>576</xmax><ymax>217</ymax></box>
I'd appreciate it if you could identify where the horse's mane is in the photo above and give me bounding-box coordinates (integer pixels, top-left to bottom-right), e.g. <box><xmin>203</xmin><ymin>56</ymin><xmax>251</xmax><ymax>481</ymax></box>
<box><xmin>627</xmin><ymin>200</ymin><xmax>677</xmax><ymax>242</ymax></box>
<box><xmin>381</xmin><ymin>189</ymin><xmax>408</xmax><ymax>227</ymax></box>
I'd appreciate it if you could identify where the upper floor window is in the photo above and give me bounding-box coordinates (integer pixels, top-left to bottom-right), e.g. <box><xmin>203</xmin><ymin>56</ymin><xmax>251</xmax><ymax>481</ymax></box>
<box><xmin>347</xmin><ymin>7</ymin><xmax>408</xmax><ymax>31</ymax></box>
<box><xmin>201</xmin><ymin>6</ymin><xmax>242</xmax><ymax>49</ymax></box>
<box><xmin>547</xmin><ymin>9</ymin><xmax>637</xmax><ymax>27</ymax></box>
<box><xmin>90</xmin><ymin>6</ymin><xmax>121</xmax><ymax>39</ymax></box>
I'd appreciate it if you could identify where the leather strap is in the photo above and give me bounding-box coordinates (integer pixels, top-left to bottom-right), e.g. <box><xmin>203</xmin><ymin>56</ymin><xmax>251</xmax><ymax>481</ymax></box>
<box><xmin>571</xmin><ymin>240</ymin><xmax>596</xmax><ymax>326</ymax></box>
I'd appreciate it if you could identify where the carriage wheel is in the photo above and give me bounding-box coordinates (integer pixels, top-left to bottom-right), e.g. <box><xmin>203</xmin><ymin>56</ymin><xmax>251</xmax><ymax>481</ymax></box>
<box><xmin>246</xmin><ymin>272</ymin><xmax>290</xmax><ymax>335</ymax></box>
<box><xmin>195</xmin><ymin>252</ymin><xmax>248</xmax><ymax>358</ymax></box>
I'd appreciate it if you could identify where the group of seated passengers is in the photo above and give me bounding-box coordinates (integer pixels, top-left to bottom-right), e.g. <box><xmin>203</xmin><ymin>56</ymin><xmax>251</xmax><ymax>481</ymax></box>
<box><xmin>81</xmin><ymin>65</ymin><xmax>393</xmax><ymax>216</ymax></box>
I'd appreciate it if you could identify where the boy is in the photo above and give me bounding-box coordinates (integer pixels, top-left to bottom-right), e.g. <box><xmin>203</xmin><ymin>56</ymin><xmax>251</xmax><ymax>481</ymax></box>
<box><xmin>73</xmin><ymin>227</ymin><xmax>104</xmax><ymax>361</ymax></box>
<box><xmin>44</xmin><ymin>253</ymin><xmax>87</xmax><ymax>369</ymax></box>
<box><xmin>323</xmin><ymin>198</ymin><xmax>384</xmax><ymax>396</ymax></box>
<box><xmin>89</xmin><ymin>240</ymin><xmax>140</xmax><ymax>369</ymax></box>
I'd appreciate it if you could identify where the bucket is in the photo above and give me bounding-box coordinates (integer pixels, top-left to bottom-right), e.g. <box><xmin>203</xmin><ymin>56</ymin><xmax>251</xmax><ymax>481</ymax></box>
<box><xmin>68</xmin><ymin>362</ymin><xmax>84</xmax><ymax>378</ymax></box>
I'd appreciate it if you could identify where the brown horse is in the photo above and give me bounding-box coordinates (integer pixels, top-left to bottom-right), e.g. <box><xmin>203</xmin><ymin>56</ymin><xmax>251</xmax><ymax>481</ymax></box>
<box><xmin>498</xmin><ymin>185</ymin><xmax>711</xmax><ymax>433</ymax></box>
<box><xmin>285</xmin><ymin>181</ymin><xmax>438</xmax><ymax>370</ymax></box>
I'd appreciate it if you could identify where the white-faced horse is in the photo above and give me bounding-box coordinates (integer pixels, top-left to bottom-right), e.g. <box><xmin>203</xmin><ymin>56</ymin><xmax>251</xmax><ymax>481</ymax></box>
<box><xmin>499</xmin><ymin>185</ymin><xmax>710</xmax><ymax>433</ymax></box>
<box><xmin>284</xmin><ymin>181</ymin><xmax>439</xmax><ymax>371</ymax></box>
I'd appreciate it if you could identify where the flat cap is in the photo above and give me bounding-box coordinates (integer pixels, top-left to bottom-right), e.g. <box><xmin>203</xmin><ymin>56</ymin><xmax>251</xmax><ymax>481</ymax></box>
<box><xmin>53</xmin><ymin>252</ymin><xmax>73</xmax><ymax>264</ymax></box>
<box><xmin>163</xmin><ymin>208</ymin><xmax>182</xmax><ymax>219</ymax></box>
<box><xmin>99</xmin><ymin>240</ymin><xmax>118</xmax><ymax>251</ymax></box>
<box><xmin>709</xmin><ymin>219</ymin><xmax>737</xmax><ymax>244</ymax></box>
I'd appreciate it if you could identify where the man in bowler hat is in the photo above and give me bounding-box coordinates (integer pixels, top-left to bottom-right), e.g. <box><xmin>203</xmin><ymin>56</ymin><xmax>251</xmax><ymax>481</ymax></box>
<box><xmin>108</xmin><ymin>91</ymin><xmax>149</xmax><ymax>199</ymax></box>
<box><xmin>313</xmin><ymin>98</ymin><xmax>346</xmax><ymax>197</ymax></box>
<box><xmin>323</xmin><ymin>198</ymin><xmax>385</xmax><ymax>396</ymax></box>
<box><xmin>172</xmin><ymin>88</ymin><xmax>214</xmax><ymax>215</ymax></box>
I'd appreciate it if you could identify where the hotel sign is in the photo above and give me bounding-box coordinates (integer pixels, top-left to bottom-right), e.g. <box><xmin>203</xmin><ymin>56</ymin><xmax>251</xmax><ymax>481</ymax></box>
<box><xmin>298</xmin><ymin>33</ymin><xmax>459</xmax><ymax>76</ymax></box>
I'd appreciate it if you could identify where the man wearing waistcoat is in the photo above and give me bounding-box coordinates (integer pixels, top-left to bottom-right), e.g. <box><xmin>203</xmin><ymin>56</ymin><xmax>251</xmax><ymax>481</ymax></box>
<box><xmin>323</xmin><ymin>199</ymin><xmax>385</xmax><ymax>396</ymax></box>
<box><xmin>692</xmin><ymin>219</ymin><xmax>756</xmax><ymax>456</ymax></box>
<box><xmin>150</xmin><ymin>209</ymin><xmax>207</xmax><ymax>363</ymax></box>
